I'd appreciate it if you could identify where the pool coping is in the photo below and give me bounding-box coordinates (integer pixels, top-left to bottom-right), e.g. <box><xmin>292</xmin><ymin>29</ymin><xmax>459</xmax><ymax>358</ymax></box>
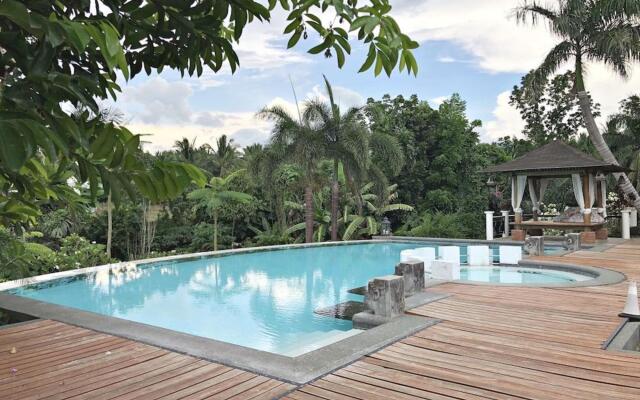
<box><xmin>0</xmin><ymin>291</ymin><xmax>442</xmax><ymax>384</ymax></box>
<box><xmin>0</xmin><ymin>238</ymin><xmax>622</xmax><ymax>382</ymax></box>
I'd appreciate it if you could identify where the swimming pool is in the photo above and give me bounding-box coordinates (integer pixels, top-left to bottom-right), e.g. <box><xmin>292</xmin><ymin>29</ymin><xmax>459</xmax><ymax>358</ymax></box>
<box><xmin>2</xmin><ymin>241</ymin><xmax>578</xmax><ymax>356</ymax></box>
<box><xmin>459</xmin><ymin>266</ymin><xmax>592</xmax><ymax>284</ymax></box>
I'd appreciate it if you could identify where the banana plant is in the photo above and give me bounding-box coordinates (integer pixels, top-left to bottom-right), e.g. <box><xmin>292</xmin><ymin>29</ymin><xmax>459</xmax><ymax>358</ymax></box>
<box><xmin>341</xmin><ymin>183</ymin><xmax>413</xmax><ymax>240</ymax></box>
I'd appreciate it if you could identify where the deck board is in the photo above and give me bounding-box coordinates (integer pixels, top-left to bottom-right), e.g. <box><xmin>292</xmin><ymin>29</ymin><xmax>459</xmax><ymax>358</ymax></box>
<box><xmin>288</xmin><ymin>239</ymin><xmax>640</xmax><ymax>399</ymax></box>
<box><xmin>0</xmin><ymin>320</ymin><xmax>294</xmax><ymax>400</ymax></box>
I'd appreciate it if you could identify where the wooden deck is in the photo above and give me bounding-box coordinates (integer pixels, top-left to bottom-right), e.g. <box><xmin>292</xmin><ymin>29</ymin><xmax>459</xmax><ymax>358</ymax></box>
<box><xmin>2</xmin><ymin>240</ymin><xmax>640</xmax><ymax>399</ymax></box>
<box><xmin>0</xmin><ymin>320</ymin><xmax>294</xmax><ymax>399</ymax></box>
<box><xmin>285</xmin><ymin>240</ymin><xmax>640</xmax><ymax>400</ymax></box>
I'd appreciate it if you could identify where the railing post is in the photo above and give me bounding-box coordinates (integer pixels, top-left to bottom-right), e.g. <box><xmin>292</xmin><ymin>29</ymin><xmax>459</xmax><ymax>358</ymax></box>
<box><xmin>485</xmin><ymin>211</ymin><xmax>494</xmax><ymax>240</ymax></box>
<box><xmin>501</xmin><ymin>210</ymin><xmax>510</xmax><ymax>237</ymax></box>
<box><xmin>621</xmin><ymin>209</ymin><xmax>631</xmax><ymax>240</ymax></box>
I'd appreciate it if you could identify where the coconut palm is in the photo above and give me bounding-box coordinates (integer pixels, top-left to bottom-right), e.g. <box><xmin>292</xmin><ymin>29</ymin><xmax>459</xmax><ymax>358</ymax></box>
<box><xmin>187</xmin><ymin>169</ymin><xmax>253</xmax><ymax>251</ymax></box>
<box><xmin>258</xmin><ymin>105</ymin><xmax>327</xmax><ymax>243</ymax></box>
<box><xmin>342</xmin><ymin>183</ymin><xmax>413</xmax><ymax>240</ymax></box>
<box><xmin>212</xmin><ymin>135</ymin><xmax>239</xmax><ymax>177</ymax></box>
<box><xmin>606</xmin><ymin>95</ymin><xmax>640</xmax><ymax>189</ymax></box>
<box><xmin>174</xmin><ymin>137</ymin><xmax>197</xmax><ymax>162</ymax></box>
<box><xmin>515</xmin><ymin>0</ymin><xmax>640</xmax><ymax>209</ymax></box>
<box><xmin>304</xmin><ymin>78</ymin><xmax>369</xmax><ymax>241</ymax></box>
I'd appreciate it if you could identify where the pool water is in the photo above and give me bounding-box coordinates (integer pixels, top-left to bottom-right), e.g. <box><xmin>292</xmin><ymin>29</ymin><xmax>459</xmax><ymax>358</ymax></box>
<box><xmin>459</xmin><ymin>266</ymin><xmax>591</xmax><ymax>284</ymax></box>
<box><xmin>6</xmin><ymin>241</ymin><xmax>575</xmax><ymax>355</ymax></box>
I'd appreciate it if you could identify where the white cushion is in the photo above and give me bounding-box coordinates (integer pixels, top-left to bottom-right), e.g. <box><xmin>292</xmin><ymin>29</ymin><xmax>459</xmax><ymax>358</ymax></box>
<box><xmin>467</xmin><ymin>245</ymin><xmax>492</xmax><ymax>266</ymax></box>
<box><xmin>430</xmin><ymin>260</ymin><xmax>460</xmax><ymax>280</ymax></box>
<box><xmin>499</xmin><ymin>246</ymin><xmax>522</xmax><ymax>265</ymax></box>
<box><xmin>438</xmin><ymin>246</ymin><xmax>460</xmax><ymax>265</ymax></box>
<box><xmin>400</xmin><ymin>249</ymin><xmax>419</xmax><ymax>263</ymax></box>
<box><xmin>411</xmin><ymin>247</ymin><xmax>436</xmax><ymax>265</ymax></box>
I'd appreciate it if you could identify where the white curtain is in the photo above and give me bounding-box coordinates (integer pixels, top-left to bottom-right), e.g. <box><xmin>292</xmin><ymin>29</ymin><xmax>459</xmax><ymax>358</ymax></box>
<box><xmin>511</xmin><ymin>175</ymin><xmax>527</xmax><ymax>213</ymax></box>
<box><xmin>528</xmin><ymin>178</ymin><xmax>550</xmax><ymax>212</ymax></box>
<box><xmin>600</xmin><ymin>177</ymin><xmax>607</xmax><ymax>218</ymax></box>
<box><xmin>588</xmin><ymin>174</ymin><xmax>596</xmax><ymax>210</ymax></box>
<box><xmin>571</xmin><ymin>174</ymin><xmax>585</xmax><ymax>212</ymax></box>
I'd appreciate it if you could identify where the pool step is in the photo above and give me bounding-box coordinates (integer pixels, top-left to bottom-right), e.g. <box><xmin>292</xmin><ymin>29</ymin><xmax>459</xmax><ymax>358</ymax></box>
<box><xmin>313</xmin><ymin>301</ymin><xmax>365</xmax><ymax>320</ymax></box>
<box><xmin>279</xmin><ymin>329</ymin><xmax>363</xmax><ymax>357</ymax></box>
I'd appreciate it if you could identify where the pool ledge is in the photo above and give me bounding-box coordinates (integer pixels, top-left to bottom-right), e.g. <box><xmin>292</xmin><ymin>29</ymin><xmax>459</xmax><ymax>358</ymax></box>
<box><xmin>0</xmin><ymin>292</ymin><xmax>440</xmax><ymax>384</ymax></box>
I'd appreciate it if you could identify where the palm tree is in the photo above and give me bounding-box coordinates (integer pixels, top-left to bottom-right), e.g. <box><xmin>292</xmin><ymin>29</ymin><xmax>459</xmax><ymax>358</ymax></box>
<box><xmin>304</xmin><ymin>76</ymin><xmax>370</xmax><ymax>241</ymax></box>
<box><xmin>212</xmin><ymin>135</ymin><xmax>239</xmax><ymax>177</ymax></box>
<box><xmin>187</xmin><ymin>169</ymin><xmax>253</xmax><ymax>251</ymax></box>
<box><xmin>174</xmin><ymin>137</ymin><xmax>197</xmax><ymax>162</ymax></box>
<box><xmin>606</xmin><ymin>95</ymin><xmax>640</xmax><ymax>189</ymax></box>
<box><xmin>258</xmin><ymin>105</ymin><xmax>327</xmax><ymax>243</ymax></box>
<box><xmin>515</xmin><ymin>0</ymin><xmax>640</xmax><ymax>210</ymax></box>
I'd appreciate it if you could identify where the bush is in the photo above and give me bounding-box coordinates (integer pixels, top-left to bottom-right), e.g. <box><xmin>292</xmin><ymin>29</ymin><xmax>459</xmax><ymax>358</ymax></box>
<box><xmin>52</xmin><ymin>234</ymin><xmax>117</xmax><ymax>271</ymax></box>
<box><xmin>398</xmin><ymin>211</ymin><xmax>484</xmax><ymax>239</ymax></box>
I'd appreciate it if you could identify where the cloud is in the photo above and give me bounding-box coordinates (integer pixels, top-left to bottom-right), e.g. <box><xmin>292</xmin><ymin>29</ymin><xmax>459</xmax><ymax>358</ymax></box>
<box><xmin>480</xmin><ymin>91</ymin><xmax>525</xmax><ymax>142</ymax></box>
<box><xmin>120</xmin><ymin>77</ymin><xmax>193</xmax><ymax>124</ymax></box>
<box><xmin>309</xmin><ymin>84</ymin><xmax>366</xmax><ymax>110</ymax></box>
<box><xmin>394</xmin><ymin>0</ymin><xmax>556</xmax><ymax>74</ymax></box>
<box><xmin>392</xmin><ymin>0</ymin><xmax>640</xmax><ymax>140</ymax></box>
<box><xmin>429</xmin><ymin>96</ymin><xmax>449</xmax><ymax>107</ymax></box>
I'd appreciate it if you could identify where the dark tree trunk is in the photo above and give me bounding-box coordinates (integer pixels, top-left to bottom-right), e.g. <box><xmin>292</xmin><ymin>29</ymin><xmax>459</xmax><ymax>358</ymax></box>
<box><xmin>304</xmin><ymin>186</ymin><xmax>314</xmax><ymax>243</ymax></box>
<box><xmin>330</xmin><ymin>160</ymin><xmax>339</xmax><ymax>241</ymax></box>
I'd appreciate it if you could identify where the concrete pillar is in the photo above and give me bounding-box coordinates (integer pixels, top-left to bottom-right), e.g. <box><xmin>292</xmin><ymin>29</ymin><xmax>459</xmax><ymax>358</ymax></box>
<box><xmin>524</xmin><ymin>236</ymin><xmax>544</xmax><ymax>256</ymax></box>
<box><xmin>622</xmin><ymin>209</ymin><xmax>631</xmax><ymax>240</ymax></box>
<box><xmin>501</xmin><ymin>210</ymin><xmax>510</xmax><ymax>237</ymax></box>
<box><xmin>485</xmin><ymin>211</ymin><xmax>494</xmax><ymax>240</ymax></box>
<box><xmin>395</xmin><ymin>261</ymin><xmax>425</xmax><ymax>296</ymax></box>
<box><xmin>565</xmin><ymin>233</ymin><xmax>581</xmax><ymax>251</ymax></box>
<box><xmin>363</xmin><ymin>275</ymin><xmax>405</xmax><ymax>319</ymax></box>
<box><xmin>631</xmin><ymin>208</ymin><xmax>638</xmax><ymax>228</ymax></box>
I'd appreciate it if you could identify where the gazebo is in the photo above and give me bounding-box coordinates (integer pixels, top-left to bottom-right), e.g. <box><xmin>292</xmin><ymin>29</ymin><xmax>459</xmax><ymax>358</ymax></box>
<box><xmin>484</xmin><ymin>141</ymin><xmax>628</xmax><ymax>243</ymax></box>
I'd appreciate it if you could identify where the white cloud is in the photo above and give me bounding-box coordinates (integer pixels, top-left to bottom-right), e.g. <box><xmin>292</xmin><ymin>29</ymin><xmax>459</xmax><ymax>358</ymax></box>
<box><xmin>429</xmin><ymin>95</ymin><xmax>449</xmax><ymax>107</ymax></box>
<box><xmin>480</xmin><ymin>91</ymin><xmax>524</xmax><ymax>142</ymax></box>
<box><xmin>394</xmin><ymin>0</ymin><xmax>556</xmax><ymax>73</ymax></box>
<box><xmin>392</xmin><ymin>0</ymin><xmax>640</xmax><ymax>140</ymax></box>
<box><xmin>309</xmin><ymin>84</ymin><xmax>366</xmax><ymax>110</ymax></box>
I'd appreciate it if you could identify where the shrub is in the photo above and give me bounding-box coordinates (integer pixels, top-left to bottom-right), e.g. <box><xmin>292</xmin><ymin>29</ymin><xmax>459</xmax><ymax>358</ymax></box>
<box><xmin>398</xmin><ymin>211</ymin><xmax>484</xmax><ymax>239</ymax></box>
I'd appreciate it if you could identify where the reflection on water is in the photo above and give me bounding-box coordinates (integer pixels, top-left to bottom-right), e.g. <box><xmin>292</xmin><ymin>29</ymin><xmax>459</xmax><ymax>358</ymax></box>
<box><xmin>11</xmin><ymin>243</ymin><xmax>566</xmax><ymax>353</ymax></box>
<box><xmin>11</xmin><ymin>243</ymin><xmax>418</xmax><ymax>354</ymax></box>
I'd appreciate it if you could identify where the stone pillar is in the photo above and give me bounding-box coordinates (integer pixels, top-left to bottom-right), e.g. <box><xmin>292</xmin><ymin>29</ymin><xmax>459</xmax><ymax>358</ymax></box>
<box><xmin>395</xmin><ymin>261</ymin><xmax>425</xmax><ymax>297</ymax></box>
<box><xmin>501</xmin><ymin>210</ymin><xmax>510</xmax><ymax>237</ymax></box>
<box><xmin>565</xmin><ymin>233</ymin><xmax>581</xmax><ymax>251</ymax></box>
<box><xmin>363</xmin><ymin>276</ymin><xmax>405</xmax><ymax>319</ymax></box>
<box><xmin>622</xmin><ymin>209</ymin><xmax>631</xmax><ymax>240</ymax></box>
<box><xmin>485</xmin><ymin>211</ymin><xmax>494</xmax><ymax>240</ymax></box>
<box><xmin>524</xmin><ymin>236</ymin><xmax>544</xmax><ymax>256</ymax></box>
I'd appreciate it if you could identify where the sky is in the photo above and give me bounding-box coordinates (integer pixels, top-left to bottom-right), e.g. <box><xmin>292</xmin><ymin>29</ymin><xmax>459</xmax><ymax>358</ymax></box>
<box><xmin>111</xmin><ymin>0</ymin><xmax>640</xmax><ymax>153</ymax></box>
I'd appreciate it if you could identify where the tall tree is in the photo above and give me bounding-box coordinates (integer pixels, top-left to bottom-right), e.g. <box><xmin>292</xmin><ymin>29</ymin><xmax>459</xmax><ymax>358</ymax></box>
<box><xmin>510</xmin><ymin>70</ymin><xmax>599</xmax><ymax>145</ymax></box>
<box><xmin>606</xmin><ymin>95</ymin><xmax>640</xmax><ymax>190</ymax></box>
<box><xmin>188</xmin><ymin>170</ymin><xmax>253</xmax><ymax>251</ymax></box>
<box><xmin>212</xmin><ymin>135</ymin><xmax>239</xmax><ymax>177</ymax></box>
<box><xmin>173</xmin><ymin>137</ymin><xmax>198</xmax><ymax>162</ymax></box>
<box><xmin>304</xmin><ymin>76</ymin><xmax>369</xmax><ymax>241</ymax></box>
<box><xmin>259</xmin><ymin>106</ymin><xmax>327</xmax><ymax>243</ymax></box>
<box><xmin>516</xmin><ymin>0</ymin><xmax>640</xmax><ymax>210</ymax></box>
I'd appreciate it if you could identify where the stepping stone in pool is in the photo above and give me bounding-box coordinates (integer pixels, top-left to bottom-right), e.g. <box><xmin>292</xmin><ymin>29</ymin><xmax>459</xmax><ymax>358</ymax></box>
<box><xmin>347</xmin><ymin>286</ymin><xmax>367</xmax><ymax>296</ymax></box>
<box><xmin>314</xmin><ymin>301</ymin><xmax>366</xmax><ymax>320</ymax></box>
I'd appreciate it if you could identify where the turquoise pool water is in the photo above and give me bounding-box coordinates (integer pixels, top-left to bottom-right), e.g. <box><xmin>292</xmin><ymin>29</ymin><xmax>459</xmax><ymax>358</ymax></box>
<box><xmin>7</xmin><ymin>241</ymin><xmax>570</xmax><ymax>355</ymax></box>
<box><xmin>459</xmin><ymin>266</ymin><xmax>591</xmax><ymax>284</ymax></box>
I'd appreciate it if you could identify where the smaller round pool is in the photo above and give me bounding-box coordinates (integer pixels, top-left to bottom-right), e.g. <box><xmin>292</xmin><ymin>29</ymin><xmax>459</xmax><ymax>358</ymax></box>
<box><xmin>458</xmin><ymin>266</ymin><xmax>592</xmax><ymax>284</ymax></box>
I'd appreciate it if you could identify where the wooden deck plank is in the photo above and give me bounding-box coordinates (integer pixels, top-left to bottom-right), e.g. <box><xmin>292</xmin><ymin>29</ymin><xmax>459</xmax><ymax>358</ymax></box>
<box><xmin>289</xmin><ymin>240</ymin><xmax>640</xmax><ymax>399</ymax></box>
<box><xmin>0</xmin><ymin>320</ymin><xmax>291</xmax><ymax>400</ymax></box>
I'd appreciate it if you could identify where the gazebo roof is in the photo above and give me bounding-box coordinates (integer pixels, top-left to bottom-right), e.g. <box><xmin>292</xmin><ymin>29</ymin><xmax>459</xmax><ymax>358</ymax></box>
<box><xmin>483</xmin><ymin>141</ymin><xmax>628</xmax><ymax>175</ymax></box>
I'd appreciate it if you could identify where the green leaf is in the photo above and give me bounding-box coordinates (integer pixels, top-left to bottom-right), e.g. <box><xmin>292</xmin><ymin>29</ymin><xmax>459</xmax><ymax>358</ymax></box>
<box><xmin>359</xmin><ymin>44</ymin><xmax>376</xmax><ymax>73</ymax></box>
<box><xmin>287</xmin><ymin>30</ymin><xmax>302</xmax><ymax>48</ymax></box>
